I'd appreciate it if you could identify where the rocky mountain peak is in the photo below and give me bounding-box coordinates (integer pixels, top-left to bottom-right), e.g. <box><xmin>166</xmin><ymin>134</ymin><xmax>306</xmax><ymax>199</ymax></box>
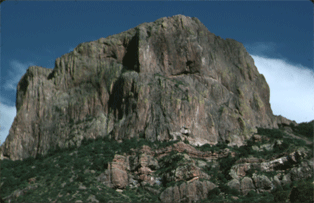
<box><xmin>1</xmin><ymin>14</ymin><xmax>295</xmax><ymax>161</ymax></box>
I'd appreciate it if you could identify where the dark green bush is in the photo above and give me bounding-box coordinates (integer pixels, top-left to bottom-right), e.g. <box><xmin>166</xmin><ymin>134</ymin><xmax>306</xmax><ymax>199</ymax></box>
<box><xmin>184</xmin><ymin>138</ymin><xmax>189</xmax><ymax>144</ymax></box>
<box><xmin>257</xmin><ymin>128</ymin><xmax>285</xmax><ymax>139</ymax></box>
<box><xmin>247</xmin><ymin>190</ymin><xmax>258</xmax><ymax>198</ymax></box>
<box><xmin>285</xmin><ymin>137</ymin><xmax>306</xmax><ymax>147</ymax></box>
<box><xmin>207</xmin><ymin>187</ymin><xmax>221</xmax><ymax>199</ymax></box>
<box><xmin>155</xmin><ymin>151</ymin><xmax>184</xmax><ymax>187</ymax></box>
<box><xmin>289</xmin><ymin>180</ymin><xmax>314</xmax><ymax>203</ymax></box>
<box><xmin>290</xmin><ymin>121</ymin><xmax>314</xmax><ymax>139</ymax></box>
<box><xmin>76</xmin><ymin>173</ymin><xmax>86</xmax><ymax>183</ymax></box>
<box><xmin>218</xmin><ymin>154</ymin><xmax>237</xmax><ymax>181</ymax></box>
<box><xmin>196</xmin><ymin>142</ymin><xmax>230</xmax><ymax>153</ymax></box>
<box><xmin>219</xmin><ymin>184</ymin><xmax>240</xmax><ymax>196</ymax></box>
<box><xmin>272</xmin><ymin>187</ymin><xmax>290</xmax><ymax>202</ymax></box>
<box><xmin>64</xmin><ymin>182</ymin><xmax>77</xmax><ymax>194</ymax></box>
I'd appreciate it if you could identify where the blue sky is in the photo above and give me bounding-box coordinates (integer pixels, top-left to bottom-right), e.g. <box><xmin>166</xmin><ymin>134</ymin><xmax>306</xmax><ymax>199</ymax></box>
<box><xmin>1</xmin><ymin>1</ymin><xmax>313</xmax><ymax>145</ymax></box>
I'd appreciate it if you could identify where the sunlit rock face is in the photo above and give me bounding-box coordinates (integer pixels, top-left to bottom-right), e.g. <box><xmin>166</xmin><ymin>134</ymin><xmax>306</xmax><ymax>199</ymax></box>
<box><xmin>1</xmin><ymin>14</ymin><xmax>290</xmax><ymax>161</ymax></box>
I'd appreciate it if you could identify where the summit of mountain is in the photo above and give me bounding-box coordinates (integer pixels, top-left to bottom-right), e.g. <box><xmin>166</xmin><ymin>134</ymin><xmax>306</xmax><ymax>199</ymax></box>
<box><xmin>0</xmin><ymin>14</ymin><xmax>296</xmax><ymax>161</ymax></box>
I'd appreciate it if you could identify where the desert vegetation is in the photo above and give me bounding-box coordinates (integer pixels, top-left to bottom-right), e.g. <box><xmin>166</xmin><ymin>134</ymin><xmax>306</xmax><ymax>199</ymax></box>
<box><xmin>0</xmin><ymin>123</ymin><xmax>313</xmax><ymax>202</ymax></box>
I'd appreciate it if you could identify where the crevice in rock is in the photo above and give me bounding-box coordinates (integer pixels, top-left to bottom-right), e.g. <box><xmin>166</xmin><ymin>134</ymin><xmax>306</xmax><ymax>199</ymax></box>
<box><xmin>108</xmin><ymin>78</ymin><xmax>124</xmax><ymax>120</ymax></box>
<box><xmin>47</xmin><ymin>71</ymin><xmax>55</xmax><ymax>80</ymax></box>
<box><xmin>122</xmin><ymin>34</ymin><xmax>139</xmax><ymax>72</ymax></box>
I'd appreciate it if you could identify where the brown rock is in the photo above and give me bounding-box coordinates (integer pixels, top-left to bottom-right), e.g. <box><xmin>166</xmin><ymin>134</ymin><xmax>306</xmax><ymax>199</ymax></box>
<box><xmin>138</xmin><ymin>166</ymin><xmax>153</xmax><ymax>174</ymax></box>
<box><xmin>159</xmin><ymin>184</ymin><xmax>180</xmax><ymax>203</ymax></box>
<box><xmin>275</xmin><ymin>115</ymin><xmax>297</xmax><ymax>127</ymax></box>
<box><xmin>231</xmin><ymin>196</ymin><xmax>239</xmax><ymax>200</ymax></box>
<box><xmin>1</xmin><ymin>14</ymin><xmax>282</xmax><ymax>161</ymax></box>
<box><xmin>139</xmin><ymin>153</ymin><xmax>159</xmax><ymax>169</ymax></box>
<box><xmin>231</xmin><ymin>163</ymin><xmax>251</xmax><ymax>177</ymax></box>
<box><xmin>109</xmin><ymin>154</ymin><xmax>129</xmax><ymax>189</ymax></box>
<box><xmin>155</xmin><ymin>141</ymin><xmax>235</xmax><ymax>161</ymax></box>
<box><xmin>28</xmin><ymin>177</ymin><xmax>36</xmax><ymax>185</ymax></box>
<box><xmin>111</xmin><ymin>168</ymin><xmax>128</xmax><ymax>189</ymax></box>
<box><xmin>160</xmin><ymin>180</ymin><xmax>217</xmax><ymax>202</ymax></box>
<box><xmin>174</xmin><ymin>162</ymin><xmax>210</xmax><ymax>182</ymax></box>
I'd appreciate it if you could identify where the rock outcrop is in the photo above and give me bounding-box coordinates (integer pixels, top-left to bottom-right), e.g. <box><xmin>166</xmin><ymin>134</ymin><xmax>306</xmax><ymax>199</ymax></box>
<box><xmin>1</xmin><ymin>14</ymin><xmax>294</xmax><ymax>161</ymax></box>
<box><xmin>159</xmin><ymin>180</ymin><xmax>217</xmax><ymax>202</ymax></box>
<box><xmin>1</xmin><ymin>124</ymin><xmax>312</xmax><ymax>202</ymax></box>
<box><xmin>227</xmin><ymin>155</ymin><xmax>313</xmax><ymax>195</ymax></box>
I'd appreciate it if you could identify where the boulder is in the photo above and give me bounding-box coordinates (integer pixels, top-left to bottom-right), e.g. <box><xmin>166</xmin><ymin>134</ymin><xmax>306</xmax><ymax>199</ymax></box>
<box><xmin>159</xmin><ymin>180</ymin><xmax>217</xmax><ymax>202</ymax></box>
<box><xmin>111</xmin><ymin>168</ymin><xmax>128</xmax><ymax>189</ymax></box>
<box><xmin>275</xmin><ymin>115</ymin><xmax>297</xmax><ymax>127</ymax></box>
<box><xmin>252</xmin><ymin>174</ymin><xmax>273</xmax><ymax>193</ymax></box>
<box><xmin>227</xmin><ymin>179</ymin><xmax>241</xmax><ymax>191</ymax></box>
<box><xmin>174</xmin><ymin>162</ymin><xmax>210</xmax><ymax>182</ymax></box>
<box><xmin>1</xmin><ymin>14</ymin><xmax>283</xmax><ymax>161</ymax></box>
<box><xmin>272</xmin><ymin>175</ymin><xmax>282</xmax><ymax>190</ymax></box>
<box><xmin>289</xmin><ymin>158</ymin><xmax>314</xmax><ymax>181</ymax></box>
<box><xmin>241</xmin><ymin>177</ymin><xmax>255</xmax><ymax>195</ymax></box>
<box><xmin>129</xmin><ymin>152</ymin><xmax>159</xmax><ymax>171</ymax></box>
<box><xmin>155</xmin><ymin>141</ymin><xmax>235</xmax><ymax>161</ymax></box>
<box><xmin>109</xmin><ymin>154</ymin><xmax>129</xmax><ymax>189</ymax></box>
<box><xmin>139</xmin><ymin>153</ymin><xmax>159</xmax><ymax>169</ymax></box>
<box><xmin>230</xmin><ymin>163</ymin><xmax>251</xmax><ymax>177</ymax></box>
<box><xmin>281</xmin><ymin>173</ymin><xmax>292</xmax><ymax>185</ymax></box>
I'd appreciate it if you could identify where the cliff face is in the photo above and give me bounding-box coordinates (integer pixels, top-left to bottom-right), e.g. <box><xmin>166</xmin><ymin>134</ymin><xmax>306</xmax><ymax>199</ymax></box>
<box><xmin>1</xmin><ymin>15</ymin><xmax>294</xmax><ymax>161</ymax></box>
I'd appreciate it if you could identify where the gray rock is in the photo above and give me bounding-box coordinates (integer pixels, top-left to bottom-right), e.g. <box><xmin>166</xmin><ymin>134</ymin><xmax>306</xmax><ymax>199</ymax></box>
<box><xmin>227</xmin><ymin>179</ymin><xmax>241</xmax><ymax>191</ymax></box>
<box><xmin>272</xmin><ymin>175</ymin><xmax>282</xmax><ymax>189</ymax></box>
<box><xmin>241</xmin><ymin>177</ymin><xmax>255</xmax><ymax>195</ymax></box>
<box><xmin>281</xmin><ymin>173</ymin><xmax>292</xmax><ymax>185</ymax></box>
<box><xmin>289</xmin><ymin>159</ymin><xmax>314</xmax><ymax>181</ymax></box>
<box><xmin>86</xmin><ymin>194</ymin><xmax>99</xmax><ymax>203</ymax></box>
<box><xmin>252</xmin><ymin>174</ymin><xmax>273</xmax><ymax>193</ymax></box>
<box><xmin>1</xmin><ymin>14</ymin><xmax>289</xmax><ymax>161</ymax></box>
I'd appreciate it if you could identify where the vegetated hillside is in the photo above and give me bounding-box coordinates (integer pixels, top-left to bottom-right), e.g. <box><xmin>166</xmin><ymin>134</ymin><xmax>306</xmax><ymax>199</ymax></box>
<box><xmin>1</xmin><ymin>123</ymin><xmax>313</xmax><ymax>203</ymax></box>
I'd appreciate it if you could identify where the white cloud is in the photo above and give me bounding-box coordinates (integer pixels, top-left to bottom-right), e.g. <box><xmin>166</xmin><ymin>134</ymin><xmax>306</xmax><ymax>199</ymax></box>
<box><xmin>0</xmin><ymin>102</ymin><xmax>16</xmax><ymax>146</ymax></box>
<box><xmin>3</xmin><ymin>60</ymin><xmax>35</xmax><ymax>91</ymax></box>
<box><xmin>251</xmin><ymin>55</ymin><xmax>314</xmax><ymax>123</ymax></box>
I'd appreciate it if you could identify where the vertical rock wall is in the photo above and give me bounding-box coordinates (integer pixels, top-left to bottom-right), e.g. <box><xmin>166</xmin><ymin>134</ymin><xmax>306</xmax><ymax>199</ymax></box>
<box><xmin>1</xmin><ymin>15</ymin><xmax>292</xmax><ymax>161</ymax></box>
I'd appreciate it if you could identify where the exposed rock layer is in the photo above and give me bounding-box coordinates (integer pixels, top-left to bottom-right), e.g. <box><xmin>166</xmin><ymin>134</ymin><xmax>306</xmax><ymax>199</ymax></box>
<box><xmin>1</xmin><ymin>14</ymin><xmax>296</xmax><ymax>161</ymax></box>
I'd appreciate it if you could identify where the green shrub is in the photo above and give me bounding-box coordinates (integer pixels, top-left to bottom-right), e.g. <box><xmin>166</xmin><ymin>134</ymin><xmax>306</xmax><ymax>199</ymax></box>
<box><xmin>289</xmin><ymin>180</ymin><xmax>314</xmax><ymax>203</ymax></box>
<box><xmin>155</xmin><ymin>151</ymin><xmax>184</xmax><ymax>187</ymax></box>
<box><xmin>257</xmin><ymin>128</ymin><xmax>285</xmax><ymax>139</ymax></box>
<box><xmin>196</xmin><ymin>142</ymin><xmax>229</xmax><ymax>153</ymax></box>
<box><xmin>247</xmin><ymin>190</ymin><xmax>258</xmax><ymax>198</ymax></box>
<box><xmin>219</xmin><ymin>184</ymin><xmax>240</xmax><ymax>196</ymax></box>
<box><xmin>76</xmin><ymin>173</ymin><xmax>86</xmax><ymax>183</ymax></box>
<box><xmin>207</xmin><ymin>187</ymin><xmax>221</xmax><ymax>199</ymax></box>
<box><xmin>290</xmin><ymin>121</ymin><xmax>314</xmax><ymax>139</ymax></box>
<box><xmin>218</xmin><ymin>154</ymin><xmax>237</xmax><ymax>181</ymax></box>
<box><xmin>272</xmin><ymin>187</ymin><xmax>290</xmax><ymax>202</ymax></box>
